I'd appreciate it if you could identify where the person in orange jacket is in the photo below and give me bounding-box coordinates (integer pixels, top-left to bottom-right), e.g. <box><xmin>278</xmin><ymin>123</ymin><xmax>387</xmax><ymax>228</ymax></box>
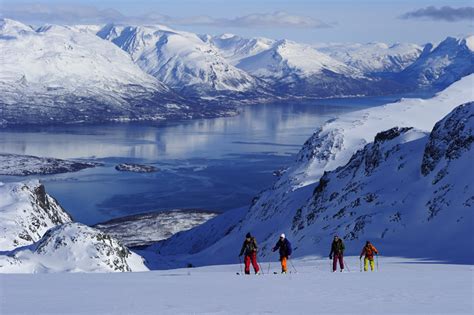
<box><xmin>360</xmin><ymin>241</ymin><xmax>379</xmax><ymax>271</ymax></box>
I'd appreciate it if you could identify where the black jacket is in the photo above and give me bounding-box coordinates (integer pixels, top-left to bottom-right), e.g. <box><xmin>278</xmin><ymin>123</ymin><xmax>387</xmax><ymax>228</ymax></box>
<box><xmin>240</xmin><ymin>237</ymin><xmax>258</xmax><ymax>256</ymax></box>
<box><xmin>329</xmin><ymin>239</ymin><xmax>345</xmax><ymax>256</ymax></box>
<box><xmin>273</xmin><ymin>238</ymin><xmax>292</xmax><ymax>257</ymax></box>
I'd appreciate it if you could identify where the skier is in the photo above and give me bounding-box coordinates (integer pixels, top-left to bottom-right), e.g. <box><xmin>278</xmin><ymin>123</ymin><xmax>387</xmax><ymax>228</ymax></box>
<box><xmin>329</xmin><ymin>235</ymin><xmax>345</xmax><ymax>272</ymax></box>
<box><xmin>359</xmin><ymin>241</ymin><xmax>379</xmax><ymax>271</ymax></box>
<box><xmin>239</xmin><ymin>232</ymin><xmax>260</xmax><ymax>275</ymax></box>
<box><xmin>272</xmin><ymin>233</ymin><xmax>292</xmax><ymax>273</ymax></box>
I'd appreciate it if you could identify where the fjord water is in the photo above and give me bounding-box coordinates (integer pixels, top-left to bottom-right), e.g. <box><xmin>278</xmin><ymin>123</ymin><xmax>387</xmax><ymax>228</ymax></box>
<box><xmin>0</xmin><ymin>97</ymin><xmax>400</xmax><ymax>225</ymax></box>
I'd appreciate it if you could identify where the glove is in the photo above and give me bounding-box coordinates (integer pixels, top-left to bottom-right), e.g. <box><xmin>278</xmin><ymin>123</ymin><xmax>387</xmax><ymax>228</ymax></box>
<box><xmin>239</xmin><ymin>253</ymin><xmax>242</xmax><ymax>257</ymax></box>
<box><xmin>359</xmin><ymin>256</ymin><xmax>362</xmax><ymax>259</ymax></box>
<box><xmin>329</xmin><ymin>255</ymin><xmax>332</xmax><ymax>260</ymax></box>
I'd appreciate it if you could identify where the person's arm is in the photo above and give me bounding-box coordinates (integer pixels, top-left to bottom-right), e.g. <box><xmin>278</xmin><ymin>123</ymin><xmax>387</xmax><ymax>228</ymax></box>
<box><xmin>341</xmin><ymin>241</ymin><xmax>345</xmax><ymax>253</ymax></box>
<box><xmin>253</xmin><ymin>238</ymin><xmax>258</xmax><ymax>252</ymax></box>
<box><xmin>329</xmin><ymin>243</ymin><xmax>334</xmax><ymax>258</ymax></box>
<box><xmin>360</xmin><ymin>247</ymin><xmax>365</xmax><ymax>258</ymax></box>
<box><xmin>272</xmin><ymin>240</ymin><xmax>280</xmax><ymax>252</ymax></box>
<box><xmin>239</xmin><ymin>241</ymin><xmax>245</xmax><ymax>256</ymax></box>
<box><xmin>287</xmin><ymin>240</ymin><xmax>292</xmax><ymax>256</ymax></box>
<box><xmin>372</xmin><ymin>245</ymin><xmax>379</xmax><ymax>255</ymax></box>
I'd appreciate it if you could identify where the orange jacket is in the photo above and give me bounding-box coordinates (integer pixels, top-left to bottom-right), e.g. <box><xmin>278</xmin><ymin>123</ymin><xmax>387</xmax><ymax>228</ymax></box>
<box><xmin>360</xmin><ymin>244</ymin><xmax>378</xmax><ymax>260</ymax></box>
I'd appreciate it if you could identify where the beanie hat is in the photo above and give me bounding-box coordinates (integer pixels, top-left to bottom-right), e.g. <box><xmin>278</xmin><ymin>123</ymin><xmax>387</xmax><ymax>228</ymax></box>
<box><xmin>246</xmin><ymin>232</ymin><xmax>251</xmax><ymax>238</ymax></box>
<box><xmin>280</xmin><ymin>233</ymin><xmax>285</xmax><ymax>239</ymax></box>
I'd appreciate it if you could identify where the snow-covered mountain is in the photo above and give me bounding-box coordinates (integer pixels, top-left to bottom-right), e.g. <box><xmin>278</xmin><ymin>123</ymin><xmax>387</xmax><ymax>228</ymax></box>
<box><xmin>0</xmin><ymin>18</ymin><xmax>190</xmax><ymax>125</ymax></box>
<box><xmin>151</xmin><ymin>75</ymin><xmax>474</xmax><ymax>266</ymax></box>
<box><xmin>317</xmin><ymin>42</ymin><xmax>423</xmax><ymax>73</ymax></box>
<box><xmin>0</xmin><ymin>180</ymin><xmax>148</xmax><ymax>273</ymax></box>
<box><xmin>97</xmin><ymin>24</ymin><xmax>258</xmax><ymax>95</ymax></box>
<box><xmin>0</xmin><ymin>180</ymin><xmax>72</xmax><ymax>251</ymax></box>
<box><xmin>0</xmin><ymin>223</ymin><xmax>148</xmax><ymax>273</ymax></box>
<box><xmin>397</xmin><ymin>36</ymin><xmax>474</xmax><ymax>90</ymax></box>
<box><xmin>235</xmin><ymin>40</ymin><xmax>397</xmax><ymax>97</ymax></box>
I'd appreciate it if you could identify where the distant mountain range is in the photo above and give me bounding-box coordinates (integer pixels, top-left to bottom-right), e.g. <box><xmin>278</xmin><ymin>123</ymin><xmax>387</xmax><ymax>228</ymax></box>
<box><xmin>1</xmin><ymin>18</ymin><xmax>473</xmax><ymax>125</ymax></box>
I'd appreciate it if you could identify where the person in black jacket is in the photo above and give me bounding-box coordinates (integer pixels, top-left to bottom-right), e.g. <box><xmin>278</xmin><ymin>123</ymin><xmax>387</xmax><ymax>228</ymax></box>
<box><xmin>272</xmin><ymin>233</ymin><xmax>292</xmax><ymax>273</ymax></box>
<box><xmin>329</xmin><ymin>235</ymin><xmax>345</xmax><ymax>272</ymax></box>
<box><xmin>239</xmin><ymin>232</ymin><xmax>260</xmax><ymax>274</ymax></box>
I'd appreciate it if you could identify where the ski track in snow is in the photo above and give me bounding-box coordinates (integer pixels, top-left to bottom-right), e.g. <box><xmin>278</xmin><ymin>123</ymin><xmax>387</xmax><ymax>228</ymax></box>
<box><xmin>0</xmin><ymin>257</ymin><xmax>472</xmax><ymax>315</ymax></box>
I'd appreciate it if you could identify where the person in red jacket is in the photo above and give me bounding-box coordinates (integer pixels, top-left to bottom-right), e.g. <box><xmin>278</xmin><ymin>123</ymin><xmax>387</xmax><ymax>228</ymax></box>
<box><xmin>239</xmin><ymin>233</ymin><xmax>260</xmax><ymax>275</ymax></box>
<box><xmin>360</xmin><ymin>241</ymin><xmax>379</xmax><ymax>271</ymax></box>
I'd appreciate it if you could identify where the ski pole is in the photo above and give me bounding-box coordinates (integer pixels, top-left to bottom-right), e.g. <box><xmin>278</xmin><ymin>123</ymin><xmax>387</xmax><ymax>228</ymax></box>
<box><xmin>343</xmin><ymin>257</ymin><xmax>351</xmax><ymax>272</ymax></box>
<box><xmin>267</xmin><ymin>262</ymin><xmax>271</xmax><ymax>275</ymax></box>
<box><xmin>359</xmin><ymin>257</ymin><xmax>362</xmax><ymax>272</ymax></box>
<box><xmin>258</xmin><ymin>262</ymin><xmax>264</xmax><ymax>275</ymax></box>
<box><xmin>239</xmin><ymin>256</ymin><xmax>243</xmax><ymax>275</ymax></box>
<box><xmin>376</xmin><ymin>254</ymin><xmax>379</xmax><ymax>271</ymax></box>
<box><xmin>289</xmin><ymin>257</ymin><xmax>298</xmax><ymax>273</ymax></box>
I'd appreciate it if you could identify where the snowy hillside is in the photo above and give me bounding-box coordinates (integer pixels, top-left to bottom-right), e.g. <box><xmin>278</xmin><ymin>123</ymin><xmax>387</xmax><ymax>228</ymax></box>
<box><xmin>397</xmin><ymin>36</ymin><xmax>474</xmax><ymax>90</ymax></box>
<box><xmin>97</xmin><ymin>24</ymin><xmax>258</xmax><ymax>94</ymax></box>
<box><xmin>0</xmin><ymin>19</ymin><xmax>189</xmax><ymax>125</ymax></box>
<box><xmin>317</xmin><ymin>42</ymin><xmax>422</xmax><ymax>73</ymax></box>
<box><xmin>0</xmin><ymin>153</ymin><xmax>100</xmax><ymax>175</ymax></box>
<box><xmin>94</xmin><ymin>209</ymin><xmax>218</xmax><ymax>247</ymax></box>
<box><xmin>0</xmin><ymin>223</ymin><xmax>148</xmax><ymax>273</ymax></box>
<box><xmin>1</xmin><ymin>257</ymin><xmax>472</xmax><ymax>314</ymax></box>
<box><xmin>152</xmin><ymin>75</ymin><xmax>474</xmax><ymax>266</ymax></box>
<box><xmin>0</xmin><ymin>180</ymin><xmax>72</xmax><ymax>251</ymax></box>
<box><xmin>205</xmin><ymin>33</ymin><xmax>275</xmax><ymax>65</ymax></box>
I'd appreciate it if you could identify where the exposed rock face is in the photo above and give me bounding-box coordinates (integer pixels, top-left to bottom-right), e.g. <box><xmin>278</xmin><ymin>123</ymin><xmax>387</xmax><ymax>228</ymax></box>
<box><xmin>0</xmin><ymin>180</ymin><xmax>73</xmax><ymax>251</ymax></box>
<box><xmin>421</xmin><ymin>102</ymin><xmax>474</xmax><ymax>176</ymax></box>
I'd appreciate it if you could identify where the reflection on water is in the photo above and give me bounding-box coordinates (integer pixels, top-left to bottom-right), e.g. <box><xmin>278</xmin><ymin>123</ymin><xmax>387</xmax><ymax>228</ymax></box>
<box><xmin>0</xmin><ymin>97</ymin><xmax>399</xmax><ymax>224</ymax></box>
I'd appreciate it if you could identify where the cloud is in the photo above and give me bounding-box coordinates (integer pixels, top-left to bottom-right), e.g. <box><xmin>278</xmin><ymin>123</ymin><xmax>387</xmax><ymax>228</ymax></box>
<box><xmin>1</xmin><ymin>3</ymin><xmax>125</xmax><ymax>24</ymax></box>
<box><xmin>400</xmin><ymin>6</ymin><xmax>474</xmax><ymax>22</ymax></box>
<box><xmin>0</xmin><ymin>3</ymin><xmax>331</xmax><ymax>29</ymax></box>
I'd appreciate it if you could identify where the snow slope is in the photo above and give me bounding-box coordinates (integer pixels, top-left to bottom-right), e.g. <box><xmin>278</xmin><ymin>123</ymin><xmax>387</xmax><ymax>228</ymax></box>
<box><xmin>206</xmin><ymin>33</ymin><xmax>275</xmax><ymax>65</ymax></box>
<box><xmin>0</xmin><ymin>19</ymin><xmax>187</xmax><ymax>125</ymax></box>
<box><xmin>0</xmin><ymin>180</ymin><xmax>72</xmax><ymax>251</ymax></box>
<box><xmin>0</xmin><ymin>257</ymin><xmax>472</xmax><ymax>314</ymax></box>
<box><xmin>0</xmin><ymin>223</ymin><xmax>148</xmax><ymax>273</ymax></box>
<box><xmin>318</xmin><ymin>42</ymin><xmax>422</xmax><ymax>73</ymax></box>
<box><xmin>152</xmin><ymin>75</ymin><xmax>474</xmax><ymax>266</ymax></box>
<box><xmin>97</xmin><ymin>24</ymin><xmax>258</xmax><ymax>94</ymax></box>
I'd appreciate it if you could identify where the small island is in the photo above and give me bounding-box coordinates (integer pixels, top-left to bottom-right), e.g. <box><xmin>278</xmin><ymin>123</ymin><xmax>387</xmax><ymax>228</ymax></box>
<box><xmin>114</xmin><ymin>163</ymin><xmax>159</xmax><ymax>173</ymax></box>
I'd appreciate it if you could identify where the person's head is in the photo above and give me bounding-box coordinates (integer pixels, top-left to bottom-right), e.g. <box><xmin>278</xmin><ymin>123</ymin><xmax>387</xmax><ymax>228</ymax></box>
<box><xmin>366</xmin><ymin>241</ymin><xmax>371</xmax><ymax>246</ymax></box>
<box><xmin>280</xmin><ymin>233</ymin><xmax>285</xmax><ymax>240</ymax></box>
<box><xmin>246</xmin><ymin>232</ymin><xmax>251</xmax><ymax>239</ymax></box>
<box><xmin>334</xmin><ymin>235</ymin><xmax>339</xmax><ymax>241</ymax></box>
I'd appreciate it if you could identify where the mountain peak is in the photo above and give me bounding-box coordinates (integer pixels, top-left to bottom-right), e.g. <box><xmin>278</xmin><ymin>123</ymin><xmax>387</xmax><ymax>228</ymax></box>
<box><xmin>0</xmin><ymin>18</ymin><xmax>33</xmax><ymax>35</ymax></box>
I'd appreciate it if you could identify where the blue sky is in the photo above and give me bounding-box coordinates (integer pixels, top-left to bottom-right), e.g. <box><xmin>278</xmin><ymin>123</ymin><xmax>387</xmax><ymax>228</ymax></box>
<box><xmin>1</xmin><ymin>0</ymin><xmax>473</xmax><ymax>44</ymax></box>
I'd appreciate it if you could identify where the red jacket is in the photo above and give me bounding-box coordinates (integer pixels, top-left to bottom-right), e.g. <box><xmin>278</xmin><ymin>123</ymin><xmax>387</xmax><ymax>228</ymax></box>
<box><xmin>360</xmin><ymin>244</ymin><xmax>378</xmax><ymax>260</ymax></box>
